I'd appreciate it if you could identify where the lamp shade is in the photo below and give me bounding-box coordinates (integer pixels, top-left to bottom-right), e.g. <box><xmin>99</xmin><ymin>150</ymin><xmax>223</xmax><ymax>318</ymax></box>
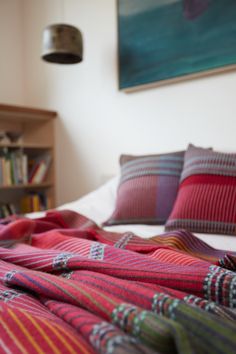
<box><xmin>42</xmin><ymin>24</ymin><xmax>83</xmax><ymax>64</ymax></box>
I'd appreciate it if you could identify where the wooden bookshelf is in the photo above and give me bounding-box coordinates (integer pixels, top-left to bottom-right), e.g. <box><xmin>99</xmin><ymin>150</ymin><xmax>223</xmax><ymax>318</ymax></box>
<box><xmin>0</xmin><ymin>103</ymin><xmax>57</xmax><ymax>215</ymax></box>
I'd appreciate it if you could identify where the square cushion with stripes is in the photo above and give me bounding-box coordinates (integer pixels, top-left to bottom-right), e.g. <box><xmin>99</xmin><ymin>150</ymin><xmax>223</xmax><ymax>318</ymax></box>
<box><xmin>104</xmin><ymin>151</ymin><xmax>184</xmax><ymax>226</ymax></box>
<box><xmin>165</xmin><ymin>145</ymin><xmax>236</xmax><ymax>235</ymax></box>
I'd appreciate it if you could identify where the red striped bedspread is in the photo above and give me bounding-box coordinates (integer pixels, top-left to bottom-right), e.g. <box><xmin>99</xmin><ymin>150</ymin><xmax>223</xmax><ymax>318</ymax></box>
<box><xmin>0</xmin><ymin>210</ymin><xmax>236</xmax><ymax>354</ymax></box>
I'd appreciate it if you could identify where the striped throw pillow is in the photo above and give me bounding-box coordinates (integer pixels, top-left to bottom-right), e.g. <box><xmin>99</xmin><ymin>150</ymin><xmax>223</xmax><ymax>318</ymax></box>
<box><xmin>104</xmin><ymin>151</ymin><xmax>184</xmax><ymax>225</ymax></box>
<box><xmin>165</xmin><ymin>145</ymin><xmax>236</xmax><ymax>235</ymax></box>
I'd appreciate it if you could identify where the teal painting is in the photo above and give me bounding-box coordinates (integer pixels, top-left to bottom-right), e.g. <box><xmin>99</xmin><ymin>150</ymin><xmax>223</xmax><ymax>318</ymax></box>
<box><xmin>118</xmin><ymin>0</ymin><xmax>236</xmax><ymax>91</ymax></box>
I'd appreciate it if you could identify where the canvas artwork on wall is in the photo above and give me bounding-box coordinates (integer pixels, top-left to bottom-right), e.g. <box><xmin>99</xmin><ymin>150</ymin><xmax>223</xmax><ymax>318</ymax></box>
<box><xmin>118</xmin><ymin>0</ymin><xmax>236</xmax><ymax>91</ymax></box>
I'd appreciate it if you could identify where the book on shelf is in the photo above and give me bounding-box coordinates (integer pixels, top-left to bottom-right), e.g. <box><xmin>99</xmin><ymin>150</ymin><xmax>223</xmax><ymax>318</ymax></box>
<box><xmin>0</xmin><ymin>153</ymin><xmax>11</xmax><ymax>186</ymax></box>
<box><xmin>28</xmin><ymin>153</ymin><xmax>52</xmax><ymax>184</ymax></box>
<box><xmin>20</xmin><ymin>192</ymin><xmax>49</xmax><ymax>213</ymax></box>
<box><xmin>0</xmin><ymin>203</ymin><xmax>17</xmax><ymax>218</ymax></box>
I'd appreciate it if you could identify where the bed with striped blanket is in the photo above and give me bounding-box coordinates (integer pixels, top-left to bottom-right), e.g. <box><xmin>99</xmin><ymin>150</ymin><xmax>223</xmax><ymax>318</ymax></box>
<box><xmin>0</xmin><ymin>209</ymin><xmax>236</xmax><ymax>354</ymax></box>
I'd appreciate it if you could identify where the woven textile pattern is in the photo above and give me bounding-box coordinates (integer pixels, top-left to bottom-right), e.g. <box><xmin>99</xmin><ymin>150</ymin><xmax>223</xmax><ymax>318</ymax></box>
<box><xmin>0</xmin><ymin>210</ymin><xmax>236</xmax><ymax>353</ymax></box>
<box><xmin>105</xmin><ymin>151</ymin><xmax>184</xmax><ymax>225</ymax></box>
<box><xmin>166</xmin><ymin>145</ymin><xmax>236</xmax><ymax>234</ymax></box>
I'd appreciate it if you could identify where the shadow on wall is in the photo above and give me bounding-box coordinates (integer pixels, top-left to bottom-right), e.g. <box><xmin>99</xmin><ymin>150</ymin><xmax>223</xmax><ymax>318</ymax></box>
<box><xmin>55</xmin><ymin>116</ymin><xmax>90</xmax><ymax>206</ymax></box>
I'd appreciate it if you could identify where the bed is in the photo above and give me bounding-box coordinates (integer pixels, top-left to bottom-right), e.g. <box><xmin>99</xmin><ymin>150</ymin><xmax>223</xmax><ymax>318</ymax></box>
<box><xmin>1</xmin><ymin>146</ymin><xmax>236</xmax><ymax>354</ymax></box>
<box><xmin>58</xmin><ymin>177</ymin><xmax>236</xmax><ymax>252</ymax></box>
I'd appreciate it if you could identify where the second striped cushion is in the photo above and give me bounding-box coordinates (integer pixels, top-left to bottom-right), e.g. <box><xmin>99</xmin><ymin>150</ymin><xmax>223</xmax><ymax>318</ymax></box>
<box><xmin>165</xmin><ymin>145</ymin><xmax>236</xmax><ymax>235</ymax></box>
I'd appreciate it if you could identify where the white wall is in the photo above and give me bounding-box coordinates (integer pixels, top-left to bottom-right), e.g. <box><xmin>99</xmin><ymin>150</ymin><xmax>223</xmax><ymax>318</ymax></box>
<box><xmin>3</xmin><ymin>0</ymin><xmax>236</xmax><ymax>206</ymax></box>
<box><xmin>0</xmin><ymin>0</ymin><xmax>25</xmax><ymax>104</ymax></box>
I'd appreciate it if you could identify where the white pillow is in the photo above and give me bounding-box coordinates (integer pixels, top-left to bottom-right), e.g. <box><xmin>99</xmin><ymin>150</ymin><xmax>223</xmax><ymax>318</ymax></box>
<box><xmin>57</xmin><ymin>177</ymin><xmax>119</xmax><ymax>224</ymax></box>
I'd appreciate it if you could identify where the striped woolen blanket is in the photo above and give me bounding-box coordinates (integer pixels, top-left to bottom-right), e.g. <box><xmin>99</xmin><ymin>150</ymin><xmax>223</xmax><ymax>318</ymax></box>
<box><xmin>0</xmin><ymin>210</ymin><xmax>236</xmax><ymax>354</ymax></box>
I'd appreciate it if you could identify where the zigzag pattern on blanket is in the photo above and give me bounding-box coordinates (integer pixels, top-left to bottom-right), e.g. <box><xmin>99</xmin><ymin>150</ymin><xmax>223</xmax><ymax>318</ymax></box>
<box><xmin>0</xmin><ymin>210</ymin><xmax>236</xmax><ymax>354</ymax></box>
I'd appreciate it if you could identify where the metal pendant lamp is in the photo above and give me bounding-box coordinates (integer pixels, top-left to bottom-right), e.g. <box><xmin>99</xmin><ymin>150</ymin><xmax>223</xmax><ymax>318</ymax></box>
<box><xmin>41</xmin><ymin>1</ymin><xmax>83</xmax><ymax>64</ymax></box>
<box><xmin>42</xmin><ymin>23</ymin><xmax>83</xmax><ymax>64</ymax></box>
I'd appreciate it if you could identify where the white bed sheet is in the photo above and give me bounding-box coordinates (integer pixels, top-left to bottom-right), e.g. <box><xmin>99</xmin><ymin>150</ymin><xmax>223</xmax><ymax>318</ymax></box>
<box><xmin>28</xmin><ymin>177</ymin><xmax>236</xmax><ymax>252</ymax></box>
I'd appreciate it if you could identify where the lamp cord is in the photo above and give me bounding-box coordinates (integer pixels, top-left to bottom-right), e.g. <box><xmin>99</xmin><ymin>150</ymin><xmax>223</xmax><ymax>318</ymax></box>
<box><xmin>60</xmin><ymin>0</ymin><xmax>65</xmax><ymax>23</ymax></box>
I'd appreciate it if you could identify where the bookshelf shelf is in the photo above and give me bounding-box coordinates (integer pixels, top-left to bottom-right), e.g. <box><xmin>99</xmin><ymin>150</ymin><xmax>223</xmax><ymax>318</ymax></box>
<box><xmin>0</xmin><ymin>104</ymin><xmax>57</xmax><ymax>122</ymax></box>
<box><xmin>0</xmin><ymin>103</ymin><xmax>57</xmax><ymax>216</ymax></box>
<box><xmin>0</xmin><ymin>143</ymin><xmax>53</xmax><ymax>149</ymax></box>
<box><xmin>0</xmin><ymin>182</ymin><xmax>53</xmax><ymax>190</ymax></box>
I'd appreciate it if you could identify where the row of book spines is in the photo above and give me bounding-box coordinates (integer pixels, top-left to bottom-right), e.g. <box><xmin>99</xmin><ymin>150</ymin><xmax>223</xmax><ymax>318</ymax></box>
<box><xmin>0</xmin><ymin>195</ymin><xmax>51</xmax><ymax>217</ymax></box>
<box><xmin>0</xmin><ymin>155</ymin><xmax>51</xmax><ymax>186</ymax></box>
<box><xmin>20</xmin><ymin>194</ymin><xmax>52</xmax><ymax>213</ymax></box>
<box><xmin>0</xmin><ymin>154</ymin><xmax>28</xmax><ymax>186</ymax></box>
